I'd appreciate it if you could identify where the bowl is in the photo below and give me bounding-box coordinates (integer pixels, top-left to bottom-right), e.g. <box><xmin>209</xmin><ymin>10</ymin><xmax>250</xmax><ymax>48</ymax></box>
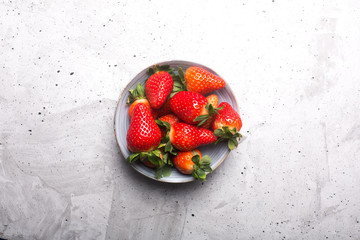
<box><xmin>114</xmin><ymin>60</ymin><xmax>239</xmax><ymax>183</ymax></box>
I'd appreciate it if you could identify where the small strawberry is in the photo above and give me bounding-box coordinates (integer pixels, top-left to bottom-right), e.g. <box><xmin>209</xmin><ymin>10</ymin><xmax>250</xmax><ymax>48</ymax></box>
<box><xmin>142</xmin><ymin>160</ymin><xmax>156</xmax><ymax>168</ymax></box>
<box><xmin>183</xmin><ymin>66</ymin><xmax>225</xmax><ymax>95</ymax></box>
<box><xmin>212</xmin><ymin>102</ymin><xmax>243</xmax><ymax>150</ymax></box>
<box><xmin>170</xmin><ymin>91</ymin><xmax>223</xmax><ymax>126</ymax></box>
<box><xmin>157</xmin><ymin>122</ymin><xmax>217</xmax><ymax>151</ymax></box>
<box><xmin>172</xmin><ymin>149</ymin><xmax>212</xmax><ymax>180</ymax></box>
<box><xmin>126</xmin><ymin>103</ymin><xmax>164</xmax><ymax>167</ymax></box>
<box><xmin>202</xmin><ymin>94</ymin><xmax>219</xmax><ymax>129</ymax></box>
<box><xmin>127</xmin><ymin>83</ymin><xmax>158</xmax><ymax>119</ymax></box>
<box><xmin>153</xmin><ymin>97</ymin><xmax>173</xmax><ymax>117</ymax></box>
<box><xmin>158</xmin><ymin>114</ymin><xmax>180</xmax><ymax>126</ymax></box>
<box><xmin>145</xmin><ymin>65</ymin><xmax>174</xmax><ymax>109</ymax></box>
<box><xmin>158</xmin><ymin>114</ymin><xmax>180</xmax><ymax>138</ymax></box>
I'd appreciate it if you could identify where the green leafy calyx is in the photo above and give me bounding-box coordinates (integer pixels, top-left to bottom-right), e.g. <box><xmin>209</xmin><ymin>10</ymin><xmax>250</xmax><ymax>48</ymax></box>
<box><xmin>147</xmin><ymin>64</ymin><xmax>175</xmax><ymax>76</ymax></box>
<box><xmin>194</xmin><ymin>104</ymin><xmax>224</xmax><ymax>127</ymax></box>
<box><xmin>127</xmin><ymin>83</ymin><xmax>146</xmax><ymax>105</ymax></box>
<box><xmin>155</xmin><ymin>165</ymin><xmax>172</xmax><ymax>179</ymax></box>
<box><xmin>191</xmin><ymin>154</ymin><xmax>213</xmax><ymax>181</ymax></box>
<box><xmin>170</xmin><ymin>67</ymin><xmax>187</xmax><ymax>98</ymax></box>
<box><xmin>213</xmin><ymin>126</ymin><xmax>242</xmax><ymax>150</ymax></box>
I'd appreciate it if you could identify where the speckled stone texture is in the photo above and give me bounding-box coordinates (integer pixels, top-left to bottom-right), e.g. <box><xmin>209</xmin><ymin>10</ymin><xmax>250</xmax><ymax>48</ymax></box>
<box><xmin>1</xmin><ymin>0</ymin><xmax>360</xmax><ymax>239</ymax></box>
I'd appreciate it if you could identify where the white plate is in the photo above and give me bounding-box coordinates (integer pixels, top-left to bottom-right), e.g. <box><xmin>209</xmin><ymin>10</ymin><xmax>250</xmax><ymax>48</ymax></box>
<box><xmin>114</xmin><ymin>60</ymin><xmax>239</xmax><ymax>183</ymax></box>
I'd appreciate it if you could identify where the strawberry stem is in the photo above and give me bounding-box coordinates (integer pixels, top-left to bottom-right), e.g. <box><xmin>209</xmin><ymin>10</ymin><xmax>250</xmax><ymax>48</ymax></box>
<box><xmin>169</xmin><ymin>67</ymin><xmax>187</xmax><ymax>98</ymax></box>
<box><xmin>127</xmin><ymin>83</ymin><xmax>146</xmax><ymax>105</ymax></box>
<box><xmin>191</xmin><ymin>154</ymin><xmax>212</xmax><ymax>181</ymax></box>
<box><xmin>213</xmin><ymin>126</ymin><xmax>242</xmax><ymax>150</ymax></box>
<box><xmin>195</xmin><ymin>103</ymin><xmax>224</xmax><ymax>126</ymax></box>
<box><xmin>147</xmin><ymin>64</ymin><xmax>175</xmax><ymax>76</ymax></box>
<box><xmin>155</xmin><ymin>120</ymin><xmax>178</xmax><ymax>156</ymax></box>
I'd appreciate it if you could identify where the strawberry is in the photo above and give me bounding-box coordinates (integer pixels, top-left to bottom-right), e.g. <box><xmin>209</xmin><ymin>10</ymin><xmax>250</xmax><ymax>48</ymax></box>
<box><xmin>167</xmin><ymin>122</ymin><xmax>217</xmax><ymax>151</ymax></box>
<box><xmin>206</xmin><ymin>94</ymin><xmax>219</xmax><ymax>107</ymax></box>
<box><xmin>143</xmin><ymin>160</ymin><xmax>156</xmax><ymax>168</ymax></box>
<box><xmin>153</xmin><ymin>97</ymin><xmax>173</xmax><ymax>117</ymax></box>
<box><xmin>158</xmin><ymin>114</ymin><xmax>180</xmax><ymax>126</ymax></box>
<box><xmin>126</xmin><ymin>103</ymin><xmax>164</xmax><ymax>167</ymax></box>
<box><xmin>212</xmin><ymin>102</ymin><xmax>243</xmax><ymax>150</ymax></box>
<box><xmin>172</xmin><ymin>149</ymin><xmax>212</xmax><ymax>180</ymax></box>
<box><xmin>145</xmin><ymin>65</ymin><xmax>174</xmax><ymax>109</ymax></box>
<box><xmin>183</xmin><ymin>66</ymin><xmax>225</xmax><ymax>95</ymax></box>
<box><xmin>158</xmin><ymin>114</ymin><xmax>180</xmax><ymax>138</ymax></box>
<box><xmin>170</xmin><ymin>91</ymin><xmax>223</xmax><ymax>126</ymax></box>
<box><xmin>202</xmin><ymin>94</ymin><xmax>219</xmax><ymax>129</ymax></box>
<box><xmin>127</xmin><ymin>83</ymin><xmax>158</xmax><ymax>119</ymax></box>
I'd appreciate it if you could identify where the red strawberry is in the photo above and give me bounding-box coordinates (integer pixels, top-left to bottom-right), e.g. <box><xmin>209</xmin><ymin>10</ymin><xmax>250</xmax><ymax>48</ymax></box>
<box><xmin>153</xmin><ymin>97</ymin><xmax>172</xmax><ymax>117</ymax></box>
<box><xmin>212</xmin><ymin>102</ymin><xmax>243</xmax><ymax>150</ymax></box>
<box><xmin>184</xmin><ymin>66</ymin><xmax>225</xmax><ymax>95</ymax></box>
<box><xmin>145</xmin><ymin>65</ymin><xmax>173</xmax><ymax>109</ymax></box>
<box><xmin>172</xmin><ymin>149</ymin><xmax>212</xmax><ymax>180</ymax></box>
<box><xmin>127</xmin><ymin>103</ymin><xmax>161</xmax><ymax>152</ymax></box>
<box><xmin>169</xmin><ymin>123</ymin><xmax>217</xmax><ymax>151</ymax></box>
<box><xmin>127</xmin><ymin>83</ymin><xmax>158</xmax><ymax>119</ymax></box>
<box><xmin>126</xmin><ymin>103</ymin><xmax>165</xmax><ymax>167</ymax></box>
<box><xmin>170</xmin><ymin>91</ymin><xmax>223</xmax><ymax>126</ymax></box>
<box><xmin>202</xmin><ymin>94</ymin><xmax>219</xmax><ymax>129</ymax></box>
<box><xmin>158</xmin><ymin>114</ymin><xmax>180</xmax><ymax>138</ymax></box>
<box><xmin>143</xmin><ymin>160</ymin><xmax>156</xmax><ymax>168</ymax></box>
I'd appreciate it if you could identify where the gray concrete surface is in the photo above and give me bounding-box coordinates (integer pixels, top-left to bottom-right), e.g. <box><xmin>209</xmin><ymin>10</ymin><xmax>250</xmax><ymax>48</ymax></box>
<box><xmin>1</xmin><ymin>0</ymin><xmax>360</xmax><ymax>239</ymax></box>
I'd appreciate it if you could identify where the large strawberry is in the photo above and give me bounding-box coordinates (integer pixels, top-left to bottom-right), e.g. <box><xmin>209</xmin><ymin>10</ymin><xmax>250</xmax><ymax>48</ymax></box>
<box><xmin>145</xmin><ymin>65</ymin><xmax>174</xmax><ymax>109</ymax></box>
<box><xmin>126</xmin><ymin>103</ymin><xmax>163</xmax><ymax>166</ymax></box>
<box><xmin>127</xmin><ymin>83</ymin><xmax>158</xmax><ymax>119</ymax></box>
<box><xmin>212</xmin><ymin>102</ymin><xmax>243</xmax><ymax>150</ymax></box>
<box><xmin>170</xmin><ymin>91</ymin><xmax>223</xmax><ymax>126</ymax></box>
<box><xmin>156</xmin><ymin>122</ymin><xmax>217</xmax><ymax>151</ymax></box>
<box><xmin>183</xmin><ymin>66</ymin><xmax>225</xmax><ymax>95</ymax></box>
<box><xmin>172</xmin><ymin>149</ymin><xmax>212</xmax><ymax>181</ymax></box>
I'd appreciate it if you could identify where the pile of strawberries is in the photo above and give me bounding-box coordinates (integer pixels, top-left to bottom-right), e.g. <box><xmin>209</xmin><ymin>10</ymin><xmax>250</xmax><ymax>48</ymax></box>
<box><xmin>126</xmin><ymin>64</ymin><xmax>242</xmax><ymax>180</ymax></box>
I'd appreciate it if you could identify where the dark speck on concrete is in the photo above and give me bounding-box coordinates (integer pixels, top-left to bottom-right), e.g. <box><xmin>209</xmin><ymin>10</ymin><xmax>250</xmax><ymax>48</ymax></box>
<box><xmin>191</xmin><ymin>214</ymin><xmax>194</xmax><ymax>217</ymax></box>
<box><xmin>70</xmin><ymin>72</ymin><xmax>74</xmax><ymax>75</ymax></box>
<box><xmin>57</xmin><ymin>70</ymin><xmax>60</xmax><ymax>73</ymax></box>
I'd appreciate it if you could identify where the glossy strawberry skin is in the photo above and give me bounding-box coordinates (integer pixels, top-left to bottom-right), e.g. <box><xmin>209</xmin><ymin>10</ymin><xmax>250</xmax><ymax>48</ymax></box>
<box><xmin>185</xmin><ymin>66</ymin><xmax>225</xmax><ymax>95</ymax></box>
<box><xmin>173</xmin><ymin>149</ymin><xmax>201</xmax><ymax>174</ymax></box>
<box><xmin>145</xmin><ymin>71</ymin><xmax>173</xmax><ymax>109</ymax></box>
<box><xmin>212</xmin><ymin>102</ymin><xmax>242</xmax><ymax>132</ymax></box>
<box><xmin>169</xmin><ymin>123</ymin><xmax>217</xmax><ymax>151</ymax></box>
<box><xmin>170</xmin><ymin>91</ymin><xmax>208</xmax><ymax>124</ymax></box>
<box><xmin>128</xmin><ymin>99</ymin><xmax>158</xmax><ymax>120</ymax></box>
<box><xmin>202</xmin><ymin>94</ymin><xmax>219</xmax><ymax>129</ymax></box>
<box><xmin>127</xmin><ymin>103</ymin><xmax>162</xmax><ymax>153</ymax></box>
